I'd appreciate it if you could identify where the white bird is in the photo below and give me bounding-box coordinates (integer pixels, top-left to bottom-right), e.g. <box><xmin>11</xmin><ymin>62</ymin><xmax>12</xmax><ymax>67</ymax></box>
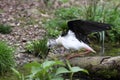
<box><xmin>47</xmin><ymin>20</ymin><xmax>111</xmax><ymax>59</ymax></box>
<box><xmin>56</xmin><ymin>30</ymin><xmax>95</xmax><ymax>52</ymax></box>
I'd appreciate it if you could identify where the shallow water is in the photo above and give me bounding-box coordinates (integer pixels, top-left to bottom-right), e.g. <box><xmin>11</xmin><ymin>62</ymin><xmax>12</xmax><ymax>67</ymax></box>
<box><xmin>93</xmin><ymin>44</ymin><xmax>120</xmax><ymax>56</ymax></box>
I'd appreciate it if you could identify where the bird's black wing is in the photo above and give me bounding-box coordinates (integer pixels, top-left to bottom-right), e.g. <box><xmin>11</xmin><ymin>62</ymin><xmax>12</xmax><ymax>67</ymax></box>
<box><xmin>67</xmin><ymin>20</ymin><xmax>111</xmax><ymax>43</ymax></box>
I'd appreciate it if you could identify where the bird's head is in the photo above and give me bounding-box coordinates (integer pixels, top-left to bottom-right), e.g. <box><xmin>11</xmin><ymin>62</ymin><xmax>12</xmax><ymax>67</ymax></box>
<box><xmin>90</xmin><ymin>49</ymin><xmax>96</xmax><ymax>53</ymax></box>
<box><xmin>47</xmin><ymin>36</ymin><xmax>63</xmax><ymax>49</ymax></box>
<box><xmin>84</xmin><ymin>47</ymin><xmax>96</xmax><ymax>54</ymax></box>
<box><xmin>86</xmin><ymin>47</ymin><xmax>96</xmax><ymax>53</ymax></box>
<box><xmin>47</xmin><ymin>39</ymin><xmax>57</xmax><ymax>48</ymax></box>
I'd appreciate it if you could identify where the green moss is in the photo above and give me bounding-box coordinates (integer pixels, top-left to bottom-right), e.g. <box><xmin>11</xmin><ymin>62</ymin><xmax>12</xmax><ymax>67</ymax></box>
<box><xmin>96</xmin><ymin>69</ymin><xmax>119</xmax><ymax>79</ymax></box>
<box><xmin>0</xmin><ymin>9</ymin><xmax>4</xmax><ymax>13</ymax></box>
<box><xmin>105</xmin><ymin>48</ymin><xmax>120</xmax><ymax>56</ymax></box>
<box><xmin>0</xmin><ymin>24</ymin><xmax>12</xmax><ymax>34</ymax></box>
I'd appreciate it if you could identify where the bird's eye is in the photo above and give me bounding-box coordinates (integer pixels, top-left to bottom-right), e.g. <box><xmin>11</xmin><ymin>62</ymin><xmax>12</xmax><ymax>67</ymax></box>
<box><xmin>48</xmin><ymin>44</ymin><xmax>51</xmax><ymax>47</ymax></box>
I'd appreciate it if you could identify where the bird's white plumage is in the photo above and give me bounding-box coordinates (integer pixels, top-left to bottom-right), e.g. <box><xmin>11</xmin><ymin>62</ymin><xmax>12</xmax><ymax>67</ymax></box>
<box><xmin>56</xmin><ymin>30</ymin><xmax>95</xmax><ymax>52</ymax></box>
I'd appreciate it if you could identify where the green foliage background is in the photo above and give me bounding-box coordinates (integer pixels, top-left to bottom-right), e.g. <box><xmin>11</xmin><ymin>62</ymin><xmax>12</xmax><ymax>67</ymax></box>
<box><xmin>0</xmin><ymin>41</ymin><xmax>15</xmax><ymax>75</ymax></box>
<box><xmin>43</xmin><ymin>0</ymin><xmax>120</xmax><ymax>43</ymax></box>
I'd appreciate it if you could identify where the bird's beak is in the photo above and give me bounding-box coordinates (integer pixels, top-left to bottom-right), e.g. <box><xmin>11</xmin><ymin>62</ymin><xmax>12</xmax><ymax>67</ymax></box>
<box><xmin>87</xmin><ymin>47</ymin><xmax>96</xmax><ymax>54</ymax></box>
<box><xmin>88</xmin><ymin>48</ymin><xmax>96</xmax><ymax>54</ymax></box>
<box><xmin>92</xmin><ymin>50</ymin><xmax>96</xmax><ymax>54</ymax></box>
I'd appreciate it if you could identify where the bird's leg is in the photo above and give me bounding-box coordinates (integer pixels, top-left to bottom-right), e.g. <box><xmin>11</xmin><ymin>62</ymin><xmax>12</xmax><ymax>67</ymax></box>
<box><xmin>83</xmin><ymin>49</ymin><xmax>91</xmax><ymax>55</ymax></box>
<box><xmin>66</xmin><ymin>50</ymin><xmax>83</xmax><ymax>59</ymax></box>
<box><xmin>66</xmin><ymin>50</ymin><xmax>92</xmax><ymax>59</ymax></box>
<box><xmin>66</xmin><ymin>53</ymin><xmax>83</xmax><ymax>59</ymax></box>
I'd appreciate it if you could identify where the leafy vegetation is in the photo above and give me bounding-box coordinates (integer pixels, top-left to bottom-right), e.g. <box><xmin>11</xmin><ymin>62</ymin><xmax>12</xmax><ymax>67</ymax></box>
<box><xmin>43</xmin><ymin>18</ymin><xmax>63</xmax><ymax>37</ymax></box>
<box><xmin>12</xmin><ymin>60</ymin><xmax>64</xmax><ymax>80</ymax></box>
<box><xmin>0</xmin><ymin>41</ymin><xmax>15</xmax><ymax>75</ymax></box>
<box><xmin>11</xmin><ymin>68</ymin><xmax>25</xmax><ymax>80</ymax></box>
<box><xmin>43</xmin><ymin>0</ymin><xmax>120</xmax><ymax>44</ymax></box>
<box><xmin>56</xmin><ymin>60</ymin><xmax>89</xmax><ymax>80</ymax></box>
<box><xmin>43</xmin><ymin>6</ymin><xmax>82</xmax><ymax>38</ymax></box>
<box><xmin>81</xmin><ymin>0</ymin><xmax>120</xmax><ymax>43</ymax></box>
<box><xmin>55</xmin><ymin>7</ymin><xmax>81</xmax><ymax>20</ymax></box>
<box><xmin>25</xmin><ymin>60</ymin><xmax>64</xmax><ymax>80</ymax></box>
<box><xmin>0</xmin><ymin>0</ymin><xmax>119</xmax><ymax>80</ymax></box>
<box><xmin>0</xmin><ymin>24</ymin><xmax>12</xmax><ymax>34</ymax></box>
<box><xmin>12</xmin><ymin>60</ymin><xmax>88</xmax><ymax>80</ymax></box>
<box><xmin>25</xmin><ymin>38</ymin><xmax>49</xmax><ymax>59</ymax></box>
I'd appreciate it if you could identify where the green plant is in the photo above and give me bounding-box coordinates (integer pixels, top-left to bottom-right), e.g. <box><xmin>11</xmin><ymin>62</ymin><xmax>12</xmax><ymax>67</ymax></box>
<box><xmin>12</xmin><ymin>60</ymin><xmax>64</xmax><ymax>80</ymax></box>
<box><xmin>55</xmin><ymin>7</ymin><xmax>81</xmax><ymax>20</ymax></box>
<box><xmin>44</xmin><ymin>0</ymin><xmax>120</xmax><ymax>43</ymax></box>
<box><xmin>105</xmin><ymin>4</ymin><xmax>120</xmax><ymax>43</ymax></box>
<box><xmin>0</xmin><ymin>41</ymin><xmax>15</xmax><ymax>75</ymax></box>
<box><xmin>12</xmin><ymin>60</ymin><xmax>89</xmax><ymax>80</ymax></box>
<box><xmin>44</xmin><ymin>19</ymin><xmax>68</xmax><ymax>37</ymax></box>
<box><xmin>11</xmin><ymin>68</ymin><xmax>25</xmax><ymax>80</ymax></box>
<box><xmin>82</xmin><ymin>0</ymin><xmax>120</xmax><ymax>43</ymax></box>
<box><xmin>0</xmin><ymin>24</ymin><xmax>12</xmax><ymax>34</ymax></box>
<box><xmin>0</xmin><ymin>9</ymin><xmax>4</xmax><ymax>13</ymax></box>
<box><xmin>43</xmin><ymin>6</ymin><xmax>82</xmax><ymax>38</ymax></box>
<box><xmin>25</xmin><ymin>38</ymin><xmax>49</xmax><ymax>59</ymax></box>
<box><xmin>44</xmin><ymin>19</ymin><xmax>62</xmax><ymax>37</ymax></box>
<box><xmin>25</xmin><ymin>60</ymin><xmax>65</xmax><ymax>80</ymax></box>
<box><xmin>59</xmin><ymin>0</ymin><xmax>69</xmax><ymax>3</ymax></box>
<box><xmin>56</xmin><ymin>60</ymin><xmax>89</xmax><ymax>80</ymax></box>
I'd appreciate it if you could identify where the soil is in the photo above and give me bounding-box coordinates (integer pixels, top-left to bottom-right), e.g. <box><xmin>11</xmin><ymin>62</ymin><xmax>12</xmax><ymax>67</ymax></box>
<box><xmin>0</xmin><ymin>0</ymin><xmax>85</xmax><ymax>66</ymax></box>
<box><xmin>0</xmin><ymin>0</ymin><xmax>47</xmax><ymax>66</ymax></box>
